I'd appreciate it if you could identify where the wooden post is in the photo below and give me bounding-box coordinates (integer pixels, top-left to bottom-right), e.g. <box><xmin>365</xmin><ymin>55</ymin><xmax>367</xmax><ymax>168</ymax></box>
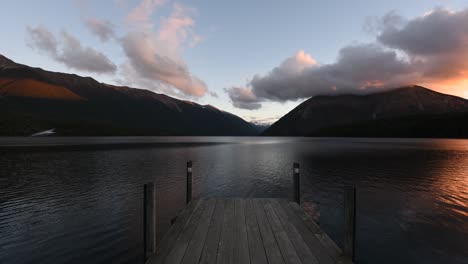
<box><xmin>344</xmin><ymin>187</ymin><xmax>356</xmax><ymax>261</ymax></box>
<box><xmin>144</xmin><ymin>182</ymin><xmax>156</xmax><ymax>261</ymax></box>
<box><xmin>293</xmin><ymin>162</ymin><xmax>300</xmax><ymax>204</ymax></box>
<box><xmin>186</xmin><ymin>161</ymin><xmax>193</xmax><ymax>204</ymax></box>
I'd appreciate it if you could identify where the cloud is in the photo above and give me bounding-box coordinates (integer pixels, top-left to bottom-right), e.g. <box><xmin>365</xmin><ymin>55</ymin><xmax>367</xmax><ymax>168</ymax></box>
<box><xmin>26</xmin><ymin>25</ymin><xmax>58</xmax><ymax>56</ymax></box>
<box><xmin>57</xmin><ymin>32</ymin><xmax>117</xmax><ymax>73</ymax></box>
<box><xmin>121</xmin><ymin>31</ymin><xmax>206</xmax><ymax>97</ymax></box>
<box><xmin>26</xmin><ymin>26</ymin><xmax>117</xmax><ymax>74</ymax></box>
<box><xmin>364</xmin><ymin>10</ymin><xmax>405</xmax><ymax>34</ymax></box>
<box><xmin>377</xmin><ymin>8</ymin><xmax>468</xmax><ymax>81</ymax></box>
<box><xmin>228</xmin><ymin>8</ymin><xmax>468</xmax><ymax>109</ymax></box>
<box><xmin>157</xmin><ymin>3</ymin><xmax>200</xmax><ymax>47</ymax></box>
<box><xmin>86</xmin><ymin>18</ymin><xmax>115</xmax><ymax>41</ymax></box>
<box><xmin>126</xmin><ymin>0</ymin><xmax>165</xmax><ymax>26</ymax></box>
<box><xmin>27</xmin><ymin>1</ymin><xmax>207</xmax><ymax>97</ymax></box>
<box><xmin>377</xmin><ymin>8</ymin><xmax>468</xmax><ymax>55</ymax></box>
<box><xmin>227</xmin><ymin>46</ymin><xmax>413</xmax><ymax>109</ymax></box>
<box><xmin>225</xmin><ymin>87</ymin><xmax>262</xmax><ymax>110</ymax></box>
<box><xmin>120</xmin><ymin>2</ymin><xmax>207</xmax><ymax>97</ymax></box>
<box><xmin>225</xmin><ymin>50</ymin><xmax>319</xmax><ymax>109</ymax></box>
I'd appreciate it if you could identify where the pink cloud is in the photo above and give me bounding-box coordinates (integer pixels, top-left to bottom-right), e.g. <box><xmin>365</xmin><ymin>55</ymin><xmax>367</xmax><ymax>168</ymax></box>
<box><xmin>121</xmin><ymin>2</ymin><xmax>208</xmax><ymax>97</ymax></box>
<box><xmin>126</xmin><ymin>0</ymin><xmax>165</xmax><ymax>26</ymax></box>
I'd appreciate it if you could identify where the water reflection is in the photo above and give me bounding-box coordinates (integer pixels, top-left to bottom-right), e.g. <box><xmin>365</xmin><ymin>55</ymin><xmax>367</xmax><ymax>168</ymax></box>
<box><xmin>0</xmin><ymin>137</ymin><xmax>467</xmax><ymax>264</ymax></box>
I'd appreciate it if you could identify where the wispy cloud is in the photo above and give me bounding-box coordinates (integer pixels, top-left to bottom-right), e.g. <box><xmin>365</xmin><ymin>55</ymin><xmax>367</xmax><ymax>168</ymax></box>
<box><xmin>27</xmin><ymin>0</ymin><xmax>208</xmax><ymax>98</ymax></box>
<box><xmin>26</xmin><ymin>25</ymin><xmax>117</xmax><ymax>74</ymax></box>
<box><xmin>126</xmin><ymin>0</ymin><xmax>166</xmax><ymax>27</ymax></box>
<box><xmin>120</xmin><ymin>1</ymin><xmax>208</xmax><ymax>97</ymax></box>
<box><xmin>86</xmin><ymin>18</ymin><xmax>116</xmax><ymax>42</ymax></box>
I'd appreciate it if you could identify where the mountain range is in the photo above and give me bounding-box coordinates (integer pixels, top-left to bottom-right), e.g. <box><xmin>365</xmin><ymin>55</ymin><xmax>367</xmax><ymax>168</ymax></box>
<box><xmin>0</xmin><ymin>55</ymin><xmax>257</xmax><ymax>136</ymax></box>
<box><xmin>263</xmin><ymin>86</ymin><xmax>468</xmax><ymax>138</ymax></box>
<box><xmin>2</xmin><ymin>54</ymin><xmax>468</xmax><ymax>138</ymax></box>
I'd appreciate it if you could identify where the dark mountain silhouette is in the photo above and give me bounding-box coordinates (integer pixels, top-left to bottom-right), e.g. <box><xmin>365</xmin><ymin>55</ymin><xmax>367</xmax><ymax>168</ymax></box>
<box><xmin>263</xmin><ymin>86</ymin><xmax>468</xmax><ymax>138</ymax></box>
<box><xmin>0</xmin><ymin>55</ymin><xmax>257</xmax><ymax>136</ymax></box>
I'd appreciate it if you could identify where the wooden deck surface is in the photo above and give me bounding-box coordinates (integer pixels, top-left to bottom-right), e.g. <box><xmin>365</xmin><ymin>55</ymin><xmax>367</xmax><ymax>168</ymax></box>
<box><xmin>147</xmin><ymin>198</ymin><xmax>352</xmax><ymax>264</ymax></box>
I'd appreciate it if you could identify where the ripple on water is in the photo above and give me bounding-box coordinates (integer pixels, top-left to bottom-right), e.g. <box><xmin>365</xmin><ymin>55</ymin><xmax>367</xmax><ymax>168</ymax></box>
<box><xmin>0</xmin><ymin>137</ymin><xmax>467</xmax><ymax>264</ymax></box>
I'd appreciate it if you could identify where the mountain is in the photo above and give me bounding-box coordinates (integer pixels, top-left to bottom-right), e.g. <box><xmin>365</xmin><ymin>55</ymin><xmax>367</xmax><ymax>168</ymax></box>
<box><xmin>250</xmin><ymin>122</ymin><xmax>271</xmax><ymax>134</ymax></box>
<box><xmin>263</xmin><ymin>86</ymin><xmax>468</xmax><ymax>138</ymax></box>
<box><xmin>0</xmin><ymin>55</ymin><xmax>257</xmax><ymax>136</ymax></box>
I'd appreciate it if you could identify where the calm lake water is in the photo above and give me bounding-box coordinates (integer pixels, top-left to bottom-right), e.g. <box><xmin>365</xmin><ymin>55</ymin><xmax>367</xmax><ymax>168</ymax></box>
<box><xmin>0</xmin><ymin>137</ymin><xmax>467</xmax><ymax>264</ymax></box>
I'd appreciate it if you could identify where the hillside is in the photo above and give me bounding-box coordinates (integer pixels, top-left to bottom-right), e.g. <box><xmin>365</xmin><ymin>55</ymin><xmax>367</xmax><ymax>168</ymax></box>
<box><xmin>263</xmin><ymin>86</ymin><xmax>468</xmax><ymax>138</ymax></box>
<box><xmin>0</xmin><ymin>55</ymin><xmax>257</xmax><ymax>136</ymax></box>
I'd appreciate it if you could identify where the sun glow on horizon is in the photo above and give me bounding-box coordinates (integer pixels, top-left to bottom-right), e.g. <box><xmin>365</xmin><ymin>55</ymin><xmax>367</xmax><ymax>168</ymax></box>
<box><xmin>419</xmin><ymin>79</ymin><xmax>468</xmax><ymax>99</ymax></box>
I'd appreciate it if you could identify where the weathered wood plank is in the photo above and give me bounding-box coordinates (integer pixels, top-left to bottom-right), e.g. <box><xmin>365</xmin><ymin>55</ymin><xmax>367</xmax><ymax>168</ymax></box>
<box><xmin>216</xmin><ymin>199</ymin><xmax>236</xmax><ymax>264</ymax></box>
<box><xmin>278</xmin><ymin>200</ymin><xmax>336</xmax><ymax>264</ymax></box>
<box><xmin>252</xmin><ymin>199</ymin><xmax>285</xmax><ymax>264</ymax></box>
<box><xmin>289</xmin><ymin>203</ymin><xmax>352</xmax><ymax>263</ymax></box>
<box><xmin>147</xmin><ymin>198</ymin><xmax>352</xmax><ymax>264</ymax></box>
<box><xmin>288</xmin><ymin>202</ymin><xmax>343</xmax><ymax>256</ymax></box>
<box><xmin>234</xmin><ymin>199</ymin><xmax>250</xmax><ymax>264</ymax></box>
<box><xmin>270</xmin><ymin>199</ymin><xmax>319</xmax><ymax>264</ymax></box>
<box><xmin>262</xmin><ymin>199</ymin><xmax>302</xmax><ymax>264</ymax></box>
<box><xmin>180</xmin><ymin>199</ymin><xmax>217</xmax><ymax>264</ymax></box>
<box><xmin>199</xmin><ymin>199</ymin><xmax>225</xmax><ymax>264</ymax></box>
<box><xmin>164</xmin><ymin>199</ymin><xmax>209</xmax><ymax>264</ymax></box>
<box><xmin>147</xmin><ymin>200</ymin><xmax>201</xmax><ymax>264</ymax></box>
<box><xmin>245</xmin><ymin>199</ymin><xmax>268</xmax><ymax>264</ymax></box>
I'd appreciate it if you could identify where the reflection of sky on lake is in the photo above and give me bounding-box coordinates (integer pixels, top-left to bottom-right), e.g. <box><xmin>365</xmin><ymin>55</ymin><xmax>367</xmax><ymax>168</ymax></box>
<box><xmin>0</xmin><ymin>137</ymin><xmax>467</xmax><ymax>264</ymax></box>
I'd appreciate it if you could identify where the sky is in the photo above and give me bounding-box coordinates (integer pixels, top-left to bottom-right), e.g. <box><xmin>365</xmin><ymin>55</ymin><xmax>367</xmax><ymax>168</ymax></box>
<box><xmin>1</xmin><ymin>0</ymin><xmax>468</xmax><ymax>123</ymax></box>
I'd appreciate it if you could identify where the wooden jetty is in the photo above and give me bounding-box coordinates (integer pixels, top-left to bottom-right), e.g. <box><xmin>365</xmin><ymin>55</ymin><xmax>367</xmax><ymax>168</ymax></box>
<box><xmin>144</xmin><ymin>162</ymin><xmax>356</xmax><ymax>264</ymax></box>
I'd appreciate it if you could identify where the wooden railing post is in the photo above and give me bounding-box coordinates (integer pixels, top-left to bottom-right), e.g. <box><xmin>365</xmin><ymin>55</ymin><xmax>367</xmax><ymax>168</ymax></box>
<box><xmin>186</xmin><ymin>161</ymin><xmax>193</xmax><ymax>204</ymax></box>
<box><xmin>144</xmin><ymin>182</ymin><xmax>156</xmax><ymax>261</ymax></box>
<box><xmin>344</xmin><ymin>186</ymin><xmax>356</xmax><ymax>261</ymax></box>
<box><xmin>293</xmin><ymin>162</ymin><xmax>300</xmax><ymax>204</ymax></box>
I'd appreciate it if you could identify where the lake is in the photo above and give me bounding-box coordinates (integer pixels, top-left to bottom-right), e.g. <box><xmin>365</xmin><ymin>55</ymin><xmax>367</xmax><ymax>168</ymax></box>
<box><xmin>0</xmin><ymin>137</ymin><xmax>467</xmax><ymax>264</ymax></box>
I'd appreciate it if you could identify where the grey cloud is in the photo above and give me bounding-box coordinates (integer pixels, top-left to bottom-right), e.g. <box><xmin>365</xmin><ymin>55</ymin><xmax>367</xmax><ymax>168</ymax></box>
<box><xmin>249</xmin><ymin>44</ymin><xmax>413</xmax><ymax>102</ymax></box>
<box><xmin>227</xmin><ymin>44</ymin><xmax>415</xmax><ymax>109</ymax></box>
<box><xmin>26</xmin><ymin>26</ymin><xmax>58</xmax><ymax>56</ymax></box>
<box><xmin>26</xmin><ymin>26</ymin><xmax>117</xmax><ymax>74</ymax></box>
<box><xmin>364</xmin><ymin>10</ymin><xmax>405</xmax><ymax>34</ymax></box>
<box><xmin>377</xmin><ymin>8</ymin><xmax>468</xmax><ymax>80</ymax></box>
<box><xmin>378</xmin><ymin>8</ymin><xmax>468</xmax><ymax>55</ymax></box>
<box><xmin>57</xmin><ymin>32</ymin><xmax>117</xmax><ymax>73</ymax></box>
<box><xmin>224</xmin><ymin>87</ymin><xmax>262</xmax><ymax>110</ymax></box>
<box><xmin>228</xmin><ymin>8</ymin><xmax>468</xmax><ymax>110</ymax></box>
<box><xmin>86</xmin><ymin>18</ymin><xmax>116</xmax><ymax>42</ymax></box>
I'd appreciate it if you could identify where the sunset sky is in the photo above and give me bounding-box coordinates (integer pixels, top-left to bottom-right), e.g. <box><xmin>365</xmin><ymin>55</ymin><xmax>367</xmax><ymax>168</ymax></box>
<box><xmin>1</xmin><ymin>0</ymin><xmax>468</xmax><ymax>123</ymax></box>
